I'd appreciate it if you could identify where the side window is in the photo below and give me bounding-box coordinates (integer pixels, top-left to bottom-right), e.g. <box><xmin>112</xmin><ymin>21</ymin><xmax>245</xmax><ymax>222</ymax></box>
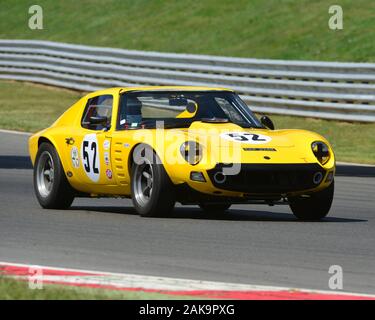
<box><xmin>81</xmin><ymin>95</ymin><xmax>113</xmax><ymax>130</ymax></box>
<box><xmin>215</xmin><ymin>97</ymin><xmax>245</xmax><ymax>123</ymax></box>
<box><xmin>116</xmin><ymin>94</ymin><xmax>196</xmax><ymax>130</ymax></box>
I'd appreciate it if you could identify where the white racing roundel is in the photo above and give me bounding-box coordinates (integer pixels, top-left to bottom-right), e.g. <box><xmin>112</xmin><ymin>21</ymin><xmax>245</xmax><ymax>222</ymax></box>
<box><xmin>81</xmin><ymin>134</ymin><xmax>100</xmax><ymax>182</ymax></box>
<box><xmin>220</xmin><ymin>132</ymin><xmax>272</xmax><ymax>144</ymax></box>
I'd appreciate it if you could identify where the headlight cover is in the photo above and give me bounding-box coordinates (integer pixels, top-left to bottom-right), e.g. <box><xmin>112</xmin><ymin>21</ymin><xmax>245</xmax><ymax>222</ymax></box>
<box><xmin>180</xmin><ymin>141</ymin><xmax>203</xmax><ymax>165</ymax></box>
<box><xmin>311</xmin><ymin>141</ymin><xmax>330</xmax><ymax>165</ymax></box>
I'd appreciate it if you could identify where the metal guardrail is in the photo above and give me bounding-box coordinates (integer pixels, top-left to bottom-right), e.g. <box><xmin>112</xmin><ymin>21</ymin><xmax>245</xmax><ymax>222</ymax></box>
<box><xmin>0</xmin><ymin>39</ymin><xmax>374</xmax><ymax>122</ymax></box>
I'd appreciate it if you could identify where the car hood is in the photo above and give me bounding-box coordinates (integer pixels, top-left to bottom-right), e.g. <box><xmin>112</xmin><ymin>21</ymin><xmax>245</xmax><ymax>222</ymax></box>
<box><xmin>176</xmin><ymin>121</ymin><xmax>333</xmax><ymax>165</ymax></box>
<box><xmin>182</xmin><ymin>121</ymin><xmax>307</xmax><ymax>147</ymax></box>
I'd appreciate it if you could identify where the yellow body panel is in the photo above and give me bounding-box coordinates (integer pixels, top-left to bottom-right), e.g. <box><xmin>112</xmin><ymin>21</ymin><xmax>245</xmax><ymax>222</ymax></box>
<box><xmin>29</xmin><ymin>86</ymin><xmax>335</xmax><ymax>200</ymax></box>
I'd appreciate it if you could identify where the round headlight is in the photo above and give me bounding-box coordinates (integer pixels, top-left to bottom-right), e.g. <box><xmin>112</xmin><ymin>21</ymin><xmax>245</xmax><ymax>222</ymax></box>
<box><xmin>311</xmin><ymin>141</ymin><xmax>330</xmax><ymax>165</ymax></box>
<box><xmin>180</xmin><ymin>141</ymin><xmax>202</xmax><ymax>165</ymax></box>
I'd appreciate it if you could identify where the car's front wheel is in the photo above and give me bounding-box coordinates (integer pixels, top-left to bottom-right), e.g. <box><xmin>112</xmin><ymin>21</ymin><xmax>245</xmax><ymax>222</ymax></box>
<box><xmin>289</xmin><ymin>181</ymin><xmax>334</xmax><ymax>221</ymax></box>
<box><xmin>131</xmin><ymin>146</ymin><xmax>175</xmax><ymax>217</ymax></box>
<box><xmin>34</xmin><ymin>142</ymin><xmax>75</xmax><ymax>209</ymax></box>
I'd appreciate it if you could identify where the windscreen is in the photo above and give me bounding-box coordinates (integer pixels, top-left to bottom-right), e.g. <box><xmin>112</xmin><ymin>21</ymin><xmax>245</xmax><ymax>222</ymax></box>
<box><xmin>117</xmin><ymin>91</ymin><xmax>262</xmax><ymax>129</ymax></box>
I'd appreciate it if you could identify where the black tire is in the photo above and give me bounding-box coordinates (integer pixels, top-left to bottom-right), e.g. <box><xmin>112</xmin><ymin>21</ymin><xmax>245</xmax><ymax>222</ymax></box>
<box><xmin>289</xmin><ymin>181</ymin><xmax>334</xmax><ymax>221</ymax></box>
<box><xmin>131</xmin><ymin>145</ymin><xmax>175</xmax><ymax>217</ymax></box>
<box><xmin>33</xmin><ymin>142</ymin><xmax>75</xmax><ymax>209</ymax></box>
<box><xmin>199</xmin><ymin>203</ymin><xmax>231</xmax><ymax>214</ymax></box>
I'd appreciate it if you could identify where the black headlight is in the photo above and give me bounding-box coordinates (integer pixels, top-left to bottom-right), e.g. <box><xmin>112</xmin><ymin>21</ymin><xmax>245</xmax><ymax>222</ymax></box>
<box><xmin>311</xmin><ymin>141</ymin><xmax>330</xmax><ymax>165</ymax></box>
<box><xmin>180</xmin><ymin>141</ymin><xmax>202</xmax><ymax>165</ymax></box>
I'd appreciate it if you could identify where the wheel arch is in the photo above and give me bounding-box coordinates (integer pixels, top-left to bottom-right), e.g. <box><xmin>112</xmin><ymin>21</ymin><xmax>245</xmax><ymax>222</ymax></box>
<box><xmin>127</xmin><ymin>142</ymin><xmax>172</xmax><ymax>178</ymax></box>
<box><xmin>127</xmin><ymin>143</ymin><xmax>155</xmax><ymax>176</ymax></box>
<box><xmin>127</xmin><ymin>142</ymin><xmax>185</xmax><ymax>186</ymax></box>
<box><xmin>36</xmin><ymin>135</ymin><xmax>69</xmax><ymax>174</ymax></box>
<box><xmin>38</xmin><ymin>136</ymin><xmax>54</xmax><ymax>148</ymax></box>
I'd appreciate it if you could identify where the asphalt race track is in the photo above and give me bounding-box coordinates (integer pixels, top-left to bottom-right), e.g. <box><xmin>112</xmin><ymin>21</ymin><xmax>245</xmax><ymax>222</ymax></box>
<box><xmin>0</xmin><ymin>131</ymin><xmax>374</xmax><ymax>294</ymax></box>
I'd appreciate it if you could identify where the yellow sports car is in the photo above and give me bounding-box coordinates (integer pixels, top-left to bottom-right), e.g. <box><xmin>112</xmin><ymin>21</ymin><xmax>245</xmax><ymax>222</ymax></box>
<box><xmin>29</xmin><ymin>86</ymin><xmax>335</xmax><ymax>220</ymax></box>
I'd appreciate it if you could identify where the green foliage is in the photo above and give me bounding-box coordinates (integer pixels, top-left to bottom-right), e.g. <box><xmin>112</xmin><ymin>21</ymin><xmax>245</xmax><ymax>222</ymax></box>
<box><xmin>0</xmin><ymin>276</ymin><xmax>193</xmax><ymax>300</ymax></box>
<box><xmin>0</xmin><ymin>0</ymin><xmax>374</xmax><ymax>61</ymax></box>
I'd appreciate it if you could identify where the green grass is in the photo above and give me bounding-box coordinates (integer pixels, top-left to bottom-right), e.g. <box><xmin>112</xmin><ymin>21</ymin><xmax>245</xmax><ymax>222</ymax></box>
<box><xmin>0</xmin><ymin>80</ymin><xmax>374</xmax><ymax>164</ymax></box>
<box><xmin>0</xmin><ymin>276</ymin><xmax>194</xmax><ymax>300</ymax></box>
<box><xmin>0</xmin><ymin>0</ymin><xmax>374</xmax><ymax>61</ymax></box>
<box><xmin>269</xmin><ymin>115</ymin><xmax>375</xmax><ymax>164</ymax></box>
<box><xmin>0</xmin><ymin>81</ymin><xmax>82</xmax><ymax>132</ymax></box>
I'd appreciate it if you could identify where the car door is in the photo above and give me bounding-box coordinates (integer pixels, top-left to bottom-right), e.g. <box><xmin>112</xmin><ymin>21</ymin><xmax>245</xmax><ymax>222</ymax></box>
<box><xmin>65</xmin><ymin>94</ymin><xmax>115</xmax><ymax>188</ymax></box>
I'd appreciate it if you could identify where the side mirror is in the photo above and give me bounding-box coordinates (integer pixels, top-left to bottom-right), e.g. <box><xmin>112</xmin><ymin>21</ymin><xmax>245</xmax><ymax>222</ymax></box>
<box><xmin>90</xmin><ymin>115</ymin><xmax>108</xmax><ymax>126</ymax></box>
<box><xmin>186</xmin><ymin>102</ymin><xmax>197</xmax><ymax>113</ymax></box>
<box><xmin>260</xmin><ymin>115</ymin><xmax>275</xmax><ymax>130</ymax></box>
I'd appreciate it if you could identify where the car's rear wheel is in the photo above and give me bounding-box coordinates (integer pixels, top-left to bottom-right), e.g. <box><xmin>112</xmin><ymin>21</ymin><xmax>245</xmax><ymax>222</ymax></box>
<box><xmin>131</xmin><ymin>146</ymin><xmax>175</xmax><ymax>217</ymax></box>
<box><xmin>199</xmin><ymin>203</ymin><xmax>231</xmax><ymax>214</ymax></box>
<box><xmin>289</xmin><ymin>181</ymin><xmax>334</xmax><ymax>221</ymax></box>
<box><xmin>34</xmin><ymin>142</ymin><xmax>75</xmax><ymax>209</ymax></box>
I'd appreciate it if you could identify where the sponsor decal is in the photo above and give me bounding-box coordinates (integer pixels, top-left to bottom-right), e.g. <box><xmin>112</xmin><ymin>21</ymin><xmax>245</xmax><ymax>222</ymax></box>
<box><xmin>104</xmin><ymin>151</ymin><xmax>110</xmax><ymax>166</ymax></box>
<box><xmin>220</xmin><ymin>132</ymin><xmax>272</xmax><ymax>144</ymax></box>
<box><xmin>65</xmin><ymin>137</ymin><xmax>75</xmax><ymax>145</ymax></box>
<box><xmin>81</xmin><ymin>134</ymin><xmax>100</xmax><ymax>182</ymax></box>
<box><xmin>103</xmin><ymin>139</ymin><xmax>110</xmax><ymax>151</ymax></box>
<box><xmin>106</xmin><ymin>169</ymin><xmax>112</xmax><ymax>179</ymax></box>
<box><xmin>70</xmin><ymin>146</ymin><xmax>80</xmax><ymax>168</ymax></box>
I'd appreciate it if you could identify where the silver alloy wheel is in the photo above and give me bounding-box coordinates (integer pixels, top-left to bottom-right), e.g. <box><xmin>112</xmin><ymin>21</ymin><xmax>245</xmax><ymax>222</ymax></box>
<box><xmin>36</xmin><ymin>151</ymin><xmax>55</xmax><ymax>198</ymax></box>
<box><xmin>134</xmin><ymin>159</ymin><xmax>154</xmax><ymax>207</ymax></box>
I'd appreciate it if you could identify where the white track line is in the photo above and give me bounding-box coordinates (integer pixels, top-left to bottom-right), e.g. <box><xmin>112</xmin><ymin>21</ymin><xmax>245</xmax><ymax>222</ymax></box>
<box><xmin>0</xmin><ymin>129</ymin><xmax>32</xmax><ymax>136</ymax></box>
<box><xmin>1</xmin><ymin>261</ymin><xmax>375</xmax><ymax>298</ymax></box>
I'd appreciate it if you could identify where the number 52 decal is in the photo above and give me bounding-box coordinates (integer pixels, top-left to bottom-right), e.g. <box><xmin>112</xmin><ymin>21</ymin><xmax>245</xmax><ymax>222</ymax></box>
<box><xmin>220</xmin><ymin>132</ymin><xmax>272</xmax><ymax>144</ymax></box>
<box><xmin>81</xmin><ymin>134</ymin><xmax>100</xmax><ymax>182</ymax></box>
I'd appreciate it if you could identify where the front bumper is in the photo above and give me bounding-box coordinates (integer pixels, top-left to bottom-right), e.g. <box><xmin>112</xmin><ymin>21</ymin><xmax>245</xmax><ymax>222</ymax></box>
<box><xmin>206</xmin><ymin>163</ymin><xmax>328</xmax><ymax>194</ymax></box>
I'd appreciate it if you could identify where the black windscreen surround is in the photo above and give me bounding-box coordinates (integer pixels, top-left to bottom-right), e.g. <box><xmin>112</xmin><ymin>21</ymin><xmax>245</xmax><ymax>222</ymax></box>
<box><xmin>117</xmin><ymin>91</ymin><xmax>262</xmax><ymax>130</ymax></box>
